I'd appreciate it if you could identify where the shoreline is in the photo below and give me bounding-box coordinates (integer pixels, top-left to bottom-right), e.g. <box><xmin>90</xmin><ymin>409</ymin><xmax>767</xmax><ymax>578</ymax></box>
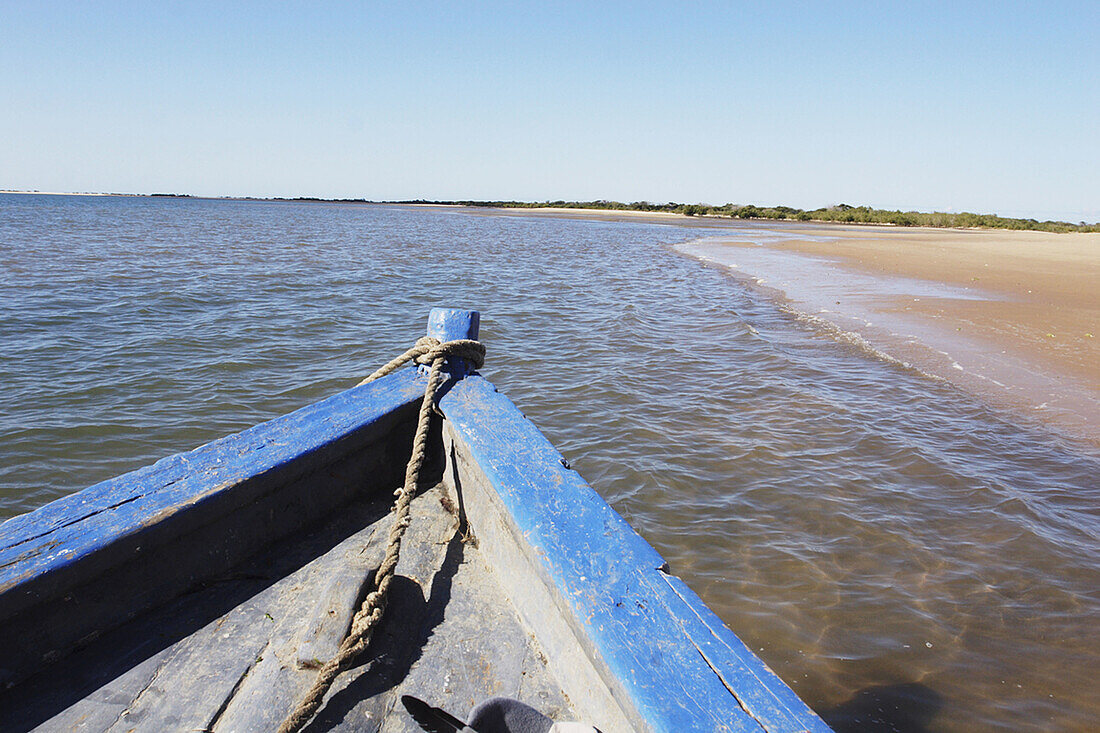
<box><xmin>424</xmin><ymin>204</ymin><xmax>1100</xmax><ymax>444</ymax></box>
<box><xmin>4</xmin><ymin>192</ymin><xmax>1094</xmax><ymax>232</ymax></box>
<box><xmin>675</xmin><ymin>226</ymin><xmax>1100</xmax><ymax>445</ymax></box>
<box><xmin>0</xmin><ymin>190</ymin><xmax>125</xmax><ymax>197</ymax></box>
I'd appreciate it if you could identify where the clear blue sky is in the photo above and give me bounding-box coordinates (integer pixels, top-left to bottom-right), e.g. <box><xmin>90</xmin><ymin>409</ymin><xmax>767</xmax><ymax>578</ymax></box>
<box><xmin>2</xmin><ymin>2</ymin><xmax>1097</xmax><ymax>221</ymax></box>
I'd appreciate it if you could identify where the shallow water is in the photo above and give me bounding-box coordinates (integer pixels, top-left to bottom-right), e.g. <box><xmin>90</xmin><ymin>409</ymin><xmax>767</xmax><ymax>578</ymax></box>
<box><xmin>677</xmin><ymin>235</ymin><xmax>1100</xmax><ymax>444</ymax></box>
<box><xmin>2</xmin><ymin>194</ymin><xmax>1098</xmax><ymax>730</ymax></box>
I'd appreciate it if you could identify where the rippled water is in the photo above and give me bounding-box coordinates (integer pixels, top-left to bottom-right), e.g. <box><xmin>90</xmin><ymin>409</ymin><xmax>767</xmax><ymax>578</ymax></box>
<box><xmin>2</xmin><ymin>194</ymin><xmax>1098</xmax><ymax>731</ymax></box>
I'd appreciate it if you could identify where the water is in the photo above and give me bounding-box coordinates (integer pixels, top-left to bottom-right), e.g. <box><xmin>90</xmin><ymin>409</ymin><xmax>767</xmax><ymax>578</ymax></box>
<box><xmin>2</xmin><ymin>194</ymin><xmax>1098</xmax><ymax>731</ymax></box>
<box><xmin>676</xmin><ymin>235</ymin><xmax>1100</xmax><ymax>443</ymax></box>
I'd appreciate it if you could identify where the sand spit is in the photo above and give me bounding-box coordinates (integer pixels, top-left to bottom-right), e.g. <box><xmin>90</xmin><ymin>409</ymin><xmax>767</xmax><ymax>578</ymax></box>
<box><xmin>678</xmin><ymin>225</ymin><xmax>1100</xmax><ymax>444</ymax></box>
<box><xmin>408</xmin><ymin>204</ymin><xmax>729</xmax><ymax>227</ymax></box>
<box><xmin>766</xmin><ymin>225</ymin><xmax>1098</xmax><ymax>380</ymax></box>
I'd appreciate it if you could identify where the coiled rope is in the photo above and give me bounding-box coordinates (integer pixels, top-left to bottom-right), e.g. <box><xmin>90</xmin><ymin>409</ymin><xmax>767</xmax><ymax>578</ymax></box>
<box><xmin>278</xmin><ymin>337</ymin><xmax>485</xmax><ymax>733</ymax></box>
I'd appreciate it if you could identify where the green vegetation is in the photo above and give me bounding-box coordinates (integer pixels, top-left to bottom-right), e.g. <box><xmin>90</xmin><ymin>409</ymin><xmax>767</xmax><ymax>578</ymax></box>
<box><xmin>397</xmin><ymin>199</ymin><xmax>1099</xmax><ymax>233</ymax></box>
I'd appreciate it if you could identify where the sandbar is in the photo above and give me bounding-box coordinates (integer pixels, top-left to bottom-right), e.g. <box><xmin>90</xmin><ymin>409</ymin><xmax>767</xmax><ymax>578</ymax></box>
<box><xmin>766</xmin><ymin>225</ymin><xmax>1097</xmax><ymax>380</ymax></box>
<box><xmin>408</xmin><ymin>204</ymin><xmax>730</xmax><ymax>227</ymax></box>
<box><xmin>680</xmin><ymin>225</ymin><xmax>1100</xmax><ymax>444</ymax></box>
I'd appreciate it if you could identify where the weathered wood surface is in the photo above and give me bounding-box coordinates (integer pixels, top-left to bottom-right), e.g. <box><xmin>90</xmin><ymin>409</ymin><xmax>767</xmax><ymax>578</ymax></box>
<box><xmin>0</xmin><ymin>369</ymin><xmax>428</xmax><ymax>689</ymax></box>
<box><xmin>2</xmin><ymin>483</ymin><xmax>572</xmax><ymax>732</ymax></box>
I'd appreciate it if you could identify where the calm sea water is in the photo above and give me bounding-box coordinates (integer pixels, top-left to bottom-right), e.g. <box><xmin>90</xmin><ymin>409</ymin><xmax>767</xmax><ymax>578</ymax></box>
<box><xmin>2</xmin><ymin>194</ymin><xmax>1097</xmax><ymax>731</ymax></box>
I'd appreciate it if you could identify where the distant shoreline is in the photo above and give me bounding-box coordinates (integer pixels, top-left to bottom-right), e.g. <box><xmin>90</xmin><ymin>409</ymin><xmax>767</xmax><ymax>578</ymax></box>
<box><xmin>406</xmin><ymin>200</ymin><xmax>1100</xmax><ymax>233</ymax></box>
<box><xmin>2</xmin><ymin>191</ymin><xmax>1096</xmax><ymax>233</ymax></box>
<box><xmin>0</xmin><ymin>190</ymin><xmax>124</xmax><ymax>197</ymax></box>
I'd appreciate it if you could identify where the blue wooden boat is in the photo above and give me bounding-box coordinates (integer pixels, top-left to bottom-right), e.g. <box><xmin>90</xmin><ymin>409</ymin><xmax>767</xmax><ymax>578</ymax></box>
<box><xmin>0</xmin><ymin>309</ymin><xmax>829</xmax><ymax>732</ymax></box>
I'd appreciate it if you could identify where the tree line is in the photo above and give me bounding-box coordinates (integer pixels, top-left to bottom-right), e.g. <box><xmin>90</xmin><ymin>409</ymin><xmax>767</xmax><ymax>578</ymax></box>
<box><xmin>395</xmin><ymin>199</ymin><xmax>1098</xmax><ymax>233</ymax></box>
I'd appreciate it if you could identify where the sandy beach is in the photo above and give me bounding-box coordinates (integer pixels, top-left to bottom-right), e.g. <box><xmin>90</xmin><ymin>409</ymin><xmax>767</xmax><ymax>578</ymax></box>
<box><xmin>680</xmin><ymin>225</ymin><xmax>1100</xmax><ymax>443</ymax></box>
<box><xmin>435</xmin><ymin>206</ymin><xmax>1100</xmax><ymax>443</ymax></box>
<box><xmin>762</xmin><ymin>225</ymin><xmax>1099</xmax><ymax>384</ymax></box>
<box><xmin>413</xmin><ymin>204</ymin><xmax>731</xmax><ymax>227</ymax></box>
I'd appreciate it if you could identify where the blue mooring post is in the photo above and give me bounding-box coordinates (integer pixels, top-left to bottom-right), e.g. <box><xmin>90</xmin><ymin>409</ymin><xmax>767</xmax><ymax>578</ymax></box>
<box><xmin>425</xmin><ymin>308</ymin><xmax>480</xmax><ymax>377</ymax></box>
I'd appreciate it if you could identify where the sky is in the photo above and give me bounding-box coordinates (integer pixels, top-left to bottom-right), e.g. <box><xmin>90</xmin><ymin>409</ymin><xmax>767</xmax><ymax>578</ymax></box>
<box><xmin>2</xmin><ymin>2</ymin><xmax>1098</xmax><ymax>222</ymax></box>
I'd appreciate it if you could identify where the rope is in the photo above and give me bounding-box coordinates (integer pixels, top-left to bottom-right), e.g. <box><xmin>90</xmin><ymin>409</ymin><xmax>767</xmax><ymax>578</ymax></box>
<box><xmin>354</xmin><ymin>337</ymin><xmax>485</xmax><ymax>387</ymax></box>
<box><xmin>278</xmin><ymin>337</ymin><xmax>485</xmax><ymax>733</ymax></box>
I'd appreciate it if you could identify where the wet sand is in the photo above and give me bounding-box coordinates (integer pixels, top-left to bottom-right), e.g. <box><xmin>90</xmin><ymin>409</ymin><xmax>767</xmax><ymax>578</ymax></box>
<box><xmin>768</xmin><ymin>226</ymin><xmax>1098</xmax><ymax>379</ymax></box>
<box><xmin>679</xmin><ymin>225</ymin><xmax>1100</xmax><ymax>444</ymax></box>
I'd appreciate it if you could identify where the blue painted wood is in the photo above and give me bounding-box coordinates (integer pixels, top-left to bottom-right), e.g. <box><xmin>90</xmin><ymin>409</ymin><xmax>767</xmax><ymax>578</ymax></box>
<box><xmin>0</xmin><ymin>369</ymin><xmax>428</xmax><ymax>687</ymax></box>
<box><xmin>439</xmin><ymin>376</ymin><xmax>830</xmax><ymax>733</ymax></box>
<box><xmin>425</xmin><ymin>307</ymin><xmax>482</xmax><ymax>378</ymax></box>
<box><xmin>427</xmin><ymin>307</ymin><xmax>480</xmax><ymax>342</ymax></box>
<box><xmin>0</xmin><ymin>370</ymin><xmax>423</xmax><ymax>597</ymax></box>
<box><xmin>650</xmin><ymin>572</ymin><xmax>830</xmax><ymax>731</ymax></box>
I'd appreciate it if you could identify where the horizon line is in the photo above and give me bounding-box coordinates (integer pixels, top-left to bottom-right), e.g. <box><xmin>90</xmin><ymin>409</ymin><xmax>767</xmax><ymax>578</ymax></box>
<box><xmin>2</xmin><ymin>189</ymin><xmax>1097</xmax><ymax>229</ymax></box>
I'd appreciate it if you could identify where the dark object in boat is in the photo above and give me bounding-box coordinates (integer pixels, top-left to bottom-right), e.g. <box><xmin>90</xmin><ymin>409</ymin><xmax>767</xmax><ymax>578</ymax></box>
<box><xmin>401</xmin><ymin>694</ymin><xmax>602</xmax><ymax>733</ymax></box>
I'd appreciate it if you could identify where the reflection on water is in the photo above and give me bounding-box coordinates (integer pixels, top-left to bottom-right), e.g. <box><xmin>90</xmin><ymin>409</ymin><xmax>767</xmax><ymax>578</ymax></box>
<box><xmin>1</xmin><ymin>195</ymin><xmax>1098</xmax><ymax>730</ymax></box>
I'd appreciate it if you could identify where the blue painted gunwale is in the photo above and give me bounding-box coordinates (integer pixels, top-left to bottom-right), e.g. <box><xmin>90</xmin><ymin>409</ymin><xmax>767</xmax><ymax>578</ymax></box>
<box><xmin>440</xmin><ymin>376</ymin><xmax>830</xmax><ymax>732</ymax></box>
<box><xmin>0</xmin><ymin>372</ymin><xmax>423</xmax><ymax>599</ymax></box>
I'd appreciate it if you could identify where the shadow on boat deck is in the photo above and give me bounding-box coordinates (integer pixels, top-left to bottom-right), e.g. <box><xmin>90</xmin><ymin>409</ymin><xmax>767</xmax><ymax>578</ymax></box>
<box><xmin>1</xmin><ymin>492</ymin><xmax>399</xmax><ymax>731</ymax></box>
<box><xmin>304</xmin><ymin>529</ymin><xmax>466</xmax><ymax>731</ymax></box>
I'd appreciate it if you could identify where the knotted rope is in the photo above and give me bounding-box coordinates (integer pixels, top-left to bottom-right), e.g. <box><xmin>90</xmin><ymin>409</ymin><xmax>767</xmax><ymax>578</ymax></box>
<box><xmin>278</xmin><ymin>337</ymin><xmax>485</xmax><ymax>733</ymax></box>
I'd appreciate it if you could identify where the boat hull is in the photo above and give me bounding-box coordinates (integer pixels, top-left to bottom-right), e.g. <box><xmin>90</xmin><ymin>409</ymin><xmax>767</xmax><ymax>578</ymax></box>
<box><xmin>0</xmin><ymin>350</ymin><xmax>828</xmax><ymax>732</ymax></box>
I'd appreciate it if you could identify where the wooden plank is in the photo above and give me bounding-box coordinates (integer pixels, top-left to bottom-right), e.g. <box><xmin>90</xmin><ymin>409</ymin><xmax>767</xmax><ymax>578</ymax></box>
<box><xmin>376</xmin><ymin>544</ymin><xmax>575</xmax><ymax>733</ymax></box>
<box><xmin>208</xmin><ymin>517</ymin><xmax>396</xmax><ymax>731</ymax></box>
<box><xmin>651</xmin><ymin>571</ymin><xmax>830</xmax><ymax>731</ymax></box>
<box><xmin>10</xmin><ymin>643</ymin><xmax>174</xmax><ymax>732</ymax></box>
<box><xmin>439</xmin><ymin>375</ymin><xmax>830</xmax><ymax>733</ymax></box>
<box><xmin>251</xmin><ymin>499</ymin><xmax>462</xmax><ymax>731</ymax></box>
<box><xmin>4</xmin><ymin>491</ymin><xmax>394</xmax><ymax>731</ymax></box>
<box><xmin>0</xmin><ymin>369</ymin><xmax>423</xmax><ymax>599</ymax></box>
<box><xmin>207</xmin><ymin>482</ymin><xmax>573</xmax><ymax>732</ymax></box>
<box><xmin>0</xmin><ymin>369</ymin><xmax>427</xmax><ymax>688</ymax></box>
<box><xmin>101</xmin><ymin>524</ymin><xmax>388</xmax><ymax>732</ymax></box>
